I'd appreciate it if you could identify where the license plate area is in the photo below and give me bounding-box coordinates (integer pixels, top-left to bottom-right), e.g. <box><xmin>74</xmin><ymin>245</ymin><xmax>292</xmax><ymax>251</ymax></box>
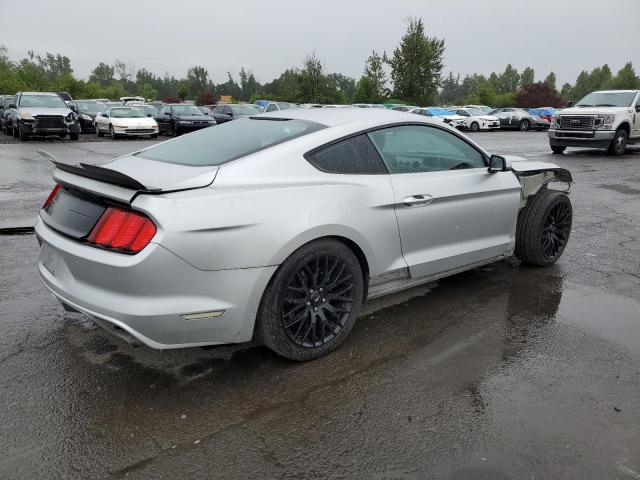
<box><xmin>40</xmin><ymin>242</ymin><xmax>60</xmax><ymax>277</ymax></box>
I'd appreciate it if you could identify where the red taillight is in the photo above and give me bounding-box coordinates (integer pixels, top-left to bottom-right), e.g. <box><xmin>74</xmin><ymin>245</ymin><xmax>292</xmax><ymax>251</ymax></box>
<box><xmin>87</xmin><ymin>207</ymin><xmax>157</xmax><ymax>253</ymax></box>
<box><xmin>42</xmin><ymin>184</ymin><xmax>62</xmax><ymax>210</ymax></box>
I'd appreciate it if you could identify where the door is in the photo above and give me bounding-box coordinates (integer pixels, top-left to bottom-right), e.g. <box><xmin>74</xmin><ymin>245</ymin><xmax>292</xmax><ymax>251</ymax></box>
<box><xmin>633</xmin><ymin>93</ymin><xmax>640</xmax><ymax>139</ymax></box>
<box><xmin>96</xmin><ymin>111</ymin><xmax>108</xmax><ymax>132</ymax></box>
<box><xmin>367</xmin><ymin>124</ymin><xmax>521</xmax><ymax>279</ymax></box>
<box><xmin>156</xmin><ymin>106</ymin><xmax>170</xmax><ymax>132</ymax></box>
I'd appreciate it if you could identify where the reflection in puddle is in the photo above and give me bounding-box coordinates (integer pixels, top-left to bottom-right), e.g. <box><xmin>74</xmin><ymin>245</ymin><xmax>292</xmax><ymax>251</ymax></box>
<box><xmin>556</xmin><ymin>286</ymin><xmax>640</xmax><ymax>355</ymax></box>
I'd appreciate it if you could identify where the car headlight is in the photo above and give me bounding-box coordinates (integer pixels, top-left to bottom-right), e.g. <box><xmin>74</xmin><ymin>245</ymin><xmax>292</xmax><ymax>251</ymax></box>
<box><xmin>65</xmin><ymin>112</ymin><xmax>77</xmax><ymax>123</ymax></box>
<box><xmin>81</xmin><ymin>113</ymin><xmax>93</xmax><ymax>121</ymax></box>
<box><xmin>20</xmin><ymin>111</ymin><xmax>35</xmax><ymax>121</ymax></box>
<box><xmin>603</xmin><ymin>114</ymin><xmax>615</xmax><ymax>126</ymax></box>
<box><xmin>552</xmin><ymin>115</ymin><xmax>561</xmax><ymax>127</ymax></box>
<box><xmin>179</xmin><ymin>120</ymin><xmax>192</xmax><ymax>124</ymax></box>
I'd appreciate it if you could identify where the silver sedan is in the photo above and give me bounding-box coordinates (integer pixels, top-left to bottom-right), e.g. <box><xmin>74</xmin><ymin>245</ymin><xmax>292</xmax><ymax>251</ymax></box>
<box><xmin>36</xmin><ymin>109</ymin><xmax>573</xmax><ymax>361</ymax></box>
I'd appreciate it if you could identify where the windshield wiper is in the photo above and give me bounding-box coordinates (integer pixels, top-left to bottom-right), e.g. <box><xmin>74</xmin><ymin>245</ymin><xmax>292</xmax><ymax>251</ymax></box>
<box><xmin>595</xmin><ymin>104</ymin><xmax>615</xmax><ymax>107</ymax></box>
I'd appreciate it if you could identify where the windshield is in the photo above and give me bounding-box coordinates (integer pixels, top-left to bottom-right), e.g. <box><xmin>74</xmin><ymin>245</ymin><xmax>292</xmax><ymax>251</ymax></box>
<box><xmin>576</xmin><ymin>91</ymin><xmax>636</xmax><ymax>107</ymax></box>
<box><xmin>230</xmin><ymin>105</ymin><xmax>260</xmax><ymax>116</ymax></box>
<box><xmin>467</xmin><ymin>108</ymin><xmax>484</xmax><ymax>116</ymax></box>
<box><xmin>134</xmin><ymin>105</ymin><xmax>158</xmax><ymax>115</ymax></box>
<box><xmin>19</xmin><ymin>95</ymin><xmax>67</xmax><ymax>109</ymax></box>
<box><xmin>76</xmin><ymin>101</ymin><xmax>104</xmax><ymax>113</ymax></box>
<box><xmin>171</xmin><ymin>105</ymin><xmax>204</xmax><ymax>115</ymax></box>
<box><xmin>111</xmin><ymin>108</ymin><xmax>145</xmax><ymax>118</ymax></box>
<box><xmin>136</xmin><ymin>118</ymin><xmax>325</xmax><ymax>166</ymax></box>
<box><xmin>277</xmin><ymin>103</ymin><xmax>295</xmax><ymax>110</ymax></box>
<box><xmin>427</xmin><ymin>108</ymin><xmax>454</xmax><ymax>117</ymax></box>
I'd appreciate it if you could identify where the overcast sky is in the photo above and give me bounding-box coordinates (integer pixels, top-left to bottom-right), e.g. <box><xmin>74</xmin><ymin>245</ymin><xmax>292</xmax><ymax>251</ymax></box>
<box><xmin>1</xmin><ymin>0</ymin><xmax>638</xmax><ymax>87</ymax></box>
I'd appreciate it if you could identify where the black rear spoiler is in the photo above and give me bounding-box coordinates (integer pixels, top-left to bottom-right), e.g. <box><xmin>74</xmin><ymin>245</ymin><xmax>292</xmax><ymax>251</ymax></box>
<box><xmin>37</xmin><ymin>150</ymin><xmax>156</xmax><ymax>191</ymax></box>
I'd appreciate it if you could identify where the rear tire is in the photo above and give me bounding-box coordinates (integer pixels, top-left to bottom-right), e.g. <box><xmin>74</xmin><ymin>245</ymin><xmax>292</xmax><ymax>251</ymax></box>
<box><xmin>607</xmin><ymin>128</ymin><xmax>627</xmax><ymax>156</ymax></box>
<box><xmin>551</xmin><ymin>145</ymin><xmax>566</xmax><ymax>154</ymax></box>
<box><xmin>256</xmin><ymin>239</ymin><xmax>364</xmax><ymax>361</ymax></box>
<box><xmin>519</xmin><ymin>119</ymin><xmax>530</xmax><ymax>131</ymax></box>
<box><xmin>515</xmin><ymin>189</ymin><xmax>572</xmax><ymax>266</ymax></box>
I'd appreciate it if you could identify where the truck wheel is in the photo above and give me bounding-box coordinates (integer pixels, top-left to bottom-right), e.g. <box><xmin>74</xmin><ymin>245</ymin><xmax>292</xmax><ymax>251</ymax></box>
<box><xmin>551</xmin><ymin>145</ymin><xmax>566</xmax><ymax>154</ymax></box>
<box><xmin>607</xmin><ymin>128</ymin><xmax>627</xmax><ymax>156</ymax></box>
<box><xmin>18</xmin><ymin>124</ymin><xmax>29</xmax><ymax>141</ymax></box>
<box><xmin>256</xmin><ymin>239</ymin><xmax>364</xmax><ymax>361</ymax></box>
<box><xmin>515</xmin><ymin>189</ymin><xmax>572</xmax><ymax>267</ymax></box>
<box><xmin>519</xmin><ymin>120</ymin><xmax>530</xmax><ymax>131</ymax></box>
<box><xmin>470</xmin><ymin>122</ymin><xmax>479</xmax><ymax>132</ymax></box>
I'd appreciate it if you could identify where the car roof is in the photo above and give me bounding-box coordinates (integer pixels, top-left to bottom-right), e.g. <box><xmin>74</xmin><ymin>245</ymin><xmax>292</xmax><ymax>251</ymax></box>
<box><xmin>255</xmin><ymin>107</ymin><xmax>435</xmax><ymax>127</ymax></box>
<box><xmin>20</xmin><ymin>92</ymin><xmax>61</xmax><ymax>96</ymax></box>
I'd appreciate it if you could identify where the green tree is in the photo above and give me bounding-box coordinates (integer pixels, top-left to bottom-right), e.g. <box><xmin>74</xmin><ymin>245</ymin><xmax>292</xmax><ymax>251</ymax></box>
<box><xmin>389</xmin><ymin>17</ymin><xmax>445</xmax><ymax>105</ymax></box>
<box><xmin>520</xmin><ymin>67</ymin><xmax>535</xmax><ymax>88</ymax></box>
<box><xmin>186</xmin><ymin>65</ymin><xmax>209</xmax><ymax>98</ymax></box>
<box><xmin>498</xmin><ymin>64</ymin><xmax>520</xmax><ymax>94</ymax></box>
<box><xmin>177</xmin><ymin>82</ymin><xmax>188</xmax><ymax>101</ymax></box>
<box><xmin>362</xmin><ymin>50</ymin><xmax>388</xmax><ymax>102</ymax></box>
<box><xmin>544</xmin><ymin>72</ymin><xmax>557</xmax><ymax>92</ymax></box>
<box><xmin>299</xmin><ymin>52</ymin><xmax>325</xmax><ymax>102</ymax></box>
<box><xmin>607</xmin><ymin>62</ymin><xmax>640</xmax><ymax>89</ymax></box>
<box><xmin>89</xmin><ymin>62</ymin><xmax>115</xmax><ymax>85</ymax></box>
<box><xmin>139</xmin><ymin>83</ymin><xmax>158</xmax><ymax>101</ymax></box>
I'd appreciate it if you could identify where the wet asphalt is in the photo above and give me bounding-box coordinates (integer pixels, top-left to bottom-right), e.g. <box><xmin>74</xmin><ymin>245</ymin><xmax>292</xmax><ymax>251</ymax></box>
<box><xmin>1</xmin><ymin>131</ymin><xmax>640</xmax><ymax>479</ymax></box>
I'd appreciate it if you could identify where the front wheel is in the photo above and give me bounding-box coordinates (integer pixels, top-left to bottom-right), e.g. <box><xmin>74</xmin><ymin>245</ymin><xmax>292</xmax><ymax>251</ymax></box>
<box><xmin>608</xmin><ymin>128</ymin><xmax>627</xmax><ymax>156</ymax></box>
<box><xmin>70</xmin><ymin>132</ymin><xmax>79</xmax><ymax>141</ymax></box>
<box><xmin>470</xmin><ymin>122</ymin><xmax>479</xmax><ymax>132</ymax></box>
<box><xmin>109</xmin><ymin>125</ymin><xmax>117</xmax><ymax>139</ymax></box>
<box><xmin>96</xmin><ymin>125</ymin><xmax>104</xmax><ymax>137</ymax></box>
<box><xmin>150</xmin><ymin>133</ymin><xmax>158</xmax><ymax>139</ymax></box>
<box><xmin>18</xmin><ymin>124</ymin><xmax>29</xmax><ymax>141</ymax></box>
<box><xmin>515</xmin><ymin>189</ymin><xmax>572</xmax><ymax>266</ymax></box>
<box><xmin>551</xmin><ymin>145</ymin><xmax>566</xmax><ymax>154</ymax></box>
<box><xmin>519</xmin><ymin>120</ymin><xmax>530</xmax><ymax>131</ymax></box>
<box><xmin>256</xmin><ymin>239</ymin><xmax>364</xmax><ymax>361</ymax></box>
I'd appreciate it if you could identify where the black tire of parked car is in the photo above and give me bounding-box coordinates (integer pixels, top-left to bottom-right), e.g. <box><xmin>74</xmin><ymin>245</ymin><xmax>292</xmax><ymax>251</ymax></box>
<box><xmin>256</xmin><ymin>238</ymin><xmax>364</xmax><ymax>361</ymax></box>
<box><xmin>17</xmin><ymin>123</ymin><xmax>29</xmax><ymax>141</ymax></box>
<box><xmin>172</xmin><ymin>124</ymin><xmax>180</xmax><ymax>137</ymax></box>
<box><xmin>607</xmin><ymin>128</ymin><xmax>627</xmax><ymax>156</ymax></box>
<box><xmin>58</xmin><ymin>133</ymin><xmax>67</xmax><ymax>139</ymax></box>
<box><xmin>519</xmin><ymin>120</ymin><xmax>530</xmax><ymax>132</ymax></box>
<box><xmin>551</xmin><ymin>145</ymin><xmax>566</xmax><ymax>154</ymax></box>
<box><xmin>470</xmin><ymin>122</ymin><xmax>479</xmax><ymax>132</ymax></box>
<box><xmin>70</xmin><ymin>132</ymin><xmax>79</xmax><ymax>141</ymax></box>
<box><xmin>12</xmin><ymin>124</ymin><xmax>19</xmax><ymax>138</ymax></box>
<box><xmin>109</xmin><ymin>125</ymin><xmax>117</xmax><ymax>140</ymax></box>
<box><xmin>150</xmin><ymin>134</ymin><xmax>158</xmax><ymax>139</ymax></box>
<box><xmin>96</xmin><ymin>125</ymin><xmax>103</xmax><ymax>137</ymax></box>
<box><xmin>515</xmin><ymin>188</ymin><xmax>572</xmax><ymax>267</ymax></box>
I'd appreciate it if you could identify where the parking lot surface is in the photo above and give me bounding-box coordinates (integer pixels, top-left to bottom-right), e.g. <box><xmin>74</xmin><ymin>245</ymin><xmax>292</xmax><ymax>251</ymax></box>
<box><xmin>1</xmin><ymin>131</ymin><xmax>640</xmax><ymax>479</ymax></box>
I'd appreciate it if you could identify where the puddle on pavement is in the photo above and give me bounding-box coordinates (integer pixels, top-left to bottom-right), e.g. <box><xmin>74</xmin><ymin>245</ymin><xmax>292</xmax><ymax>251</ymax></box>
<box><xmin>598</xmin><ymin>183</ymin><xmax>640</xmax><ymax>195</ymax></box>
<box><xmin>556</xmin><ymin>286</ymin><xmax>640</xmax><ymax>355</ymax></box>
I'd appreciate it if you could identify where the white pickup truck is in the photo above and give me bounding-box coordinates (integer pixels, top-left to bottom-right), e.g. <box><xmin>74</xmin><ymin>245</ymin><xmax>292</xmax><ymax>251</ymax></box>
<box><xmin>548</xmin><ymin>90</ymin><xmax>640</xmax><ymax>155</ymax></box>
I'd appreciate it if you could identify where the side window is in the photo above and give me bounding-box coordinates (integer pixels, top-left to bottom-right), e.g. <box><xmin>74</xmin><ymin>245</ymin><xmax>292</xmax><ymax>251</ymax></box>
<box><xmin>212</xmin><ymin>106</ymin><xmax>222</xmax><ymax>114</ymax></box>
<box><xmin>306</xmin><ymin>134</ymin><xmax>388</xmax><ymax>174</ymax></box>
<box><xmin>158</xmin><ymin>106</ymin><xmax>166</xmax><ymax>115</ymax></box>
<box><xmin>367</xmin><ymin>125</ymin><xmax>486</xmax><ymax>174</ymax></box>
<box><xmin>266</xmin><ymin>104</ymin><xmax>277</xmax><ymax>112</ymax></box>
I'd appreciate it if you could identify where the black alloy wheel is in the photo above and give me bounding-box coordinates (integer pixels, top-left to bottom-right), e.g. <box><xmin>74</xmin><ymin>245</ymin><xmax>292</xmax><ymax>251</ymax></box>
<box><xmin>282</xmin><ymin>253</ymin><xmax>356</xmax><ymax>348</ymax></box>
<box><xmin>541</xmin><ymin>200</ymin><xmax>572</xmax><ymax>259</ymax></box>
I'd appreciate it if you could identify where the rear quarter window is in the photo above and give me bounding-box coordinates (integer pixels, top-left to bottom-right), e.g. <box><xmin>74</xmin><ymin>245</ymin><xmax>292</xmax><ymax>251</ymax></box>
<box><xmin>306</xmin><ymin>135</ymin><xmax>388</xmax><ymax>174</ymax></box>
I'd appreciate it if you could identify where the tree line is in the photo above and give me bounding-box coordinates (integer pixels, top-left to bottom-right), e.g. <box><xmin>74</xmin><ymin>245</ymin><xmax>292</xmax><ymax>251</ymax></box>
<box><xmin>1</xmin><ymin>17</ymin><xmax>638</xmax><ymax>107</ymax></box>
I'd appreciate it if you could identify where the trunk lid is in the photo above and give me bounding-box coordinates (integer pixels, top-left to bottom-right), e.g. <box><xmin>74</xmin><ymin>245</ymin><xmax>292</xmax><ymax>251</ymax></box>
<box><xmin>39</xmin><ymin>150</ymin><xmax>218</xmax><ymax>204</ymax></box>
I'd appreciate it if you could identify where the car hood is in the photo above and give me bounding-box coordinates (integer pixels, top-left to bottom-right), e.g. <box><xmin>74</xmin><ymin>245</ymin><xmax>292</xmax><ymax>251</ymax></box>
<box><xmin>174</xmin><ymin>114</ymin><xmax>211</xmax><ymax>121</ymax></box>
<box><xmin>559</xmin><ymin>106</ymin><xmax>630</xmax><ymax>116</ymax></box>
<box><xmin>503</xmin><ymin>155</ymin><xmax>572</xmax><ymax>183</ymax></box>
<box><xmin>18</xmin><ymin>107</ymin><xmax>72</xmax><ymax>116</ymax></box>
<box><xmin>79</xmin><ymin>111</ymin><xmax>98</xmax><ymax>118</ymax></box>
<box><xmin>111</xmin><ymin>117</ymin><xmax>157</xmax><ymax>126</ymax></box>
<box><xmin>480</xmin><ymin>115</ymin><xmax>499</xmax><ymax>121</ymax></box>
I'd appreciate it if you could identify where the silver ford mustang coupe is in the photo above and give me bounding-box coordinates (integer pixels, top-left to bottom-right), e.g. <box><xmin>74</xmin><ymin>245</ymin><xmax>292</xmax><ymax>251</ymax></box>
<box><xmin>36</xmin><ymin>108</ymin><xmax>573</xmax><ymax>361</ymax></box>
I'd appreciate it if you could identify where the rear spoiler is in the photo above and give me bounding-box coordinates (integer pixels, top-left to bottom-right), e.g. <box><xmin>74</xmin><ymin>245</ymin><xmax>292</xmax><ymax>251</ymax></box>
<box><xmin>37</xmin><ymin>150</ymin><xmax>157</xmax><ymax>191</ymax></box>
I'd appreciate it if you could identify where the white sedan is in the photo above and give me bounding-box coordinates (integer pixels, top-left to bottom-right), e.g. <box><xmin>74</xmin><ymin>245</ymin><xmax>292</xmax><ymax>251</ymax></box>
<box><xmin>95</xmin><ymin>106</ymin><xmax>159</xmax><ymax>139</ymax></box>
<box><xmin>450</xmin><ymin>107</ymin><xmax>500</xmax><ymax>131</ymax></box>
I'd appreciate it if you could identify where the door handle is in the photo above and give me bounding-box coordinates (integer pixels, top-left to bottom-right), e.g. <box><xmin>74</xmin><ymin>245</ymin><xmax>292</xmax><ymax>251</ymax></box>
<box><xmin>403</xmin><ymin>194</ymin><xmax>433</xmax><ymax>207</ymax></box>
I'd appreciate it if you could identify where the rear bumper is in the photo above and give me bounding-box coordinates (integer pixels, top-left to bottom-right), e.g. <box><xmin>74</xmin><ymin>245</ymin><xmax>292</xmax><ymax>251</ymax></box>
<box><xmin>548</xmin><ymin>129</ymin><xmax>615</xmax><ymax>148</ymax></box>
<box><xmin>35</xmin><ymin>216</ymin><xmax>276</xmax><ymax>349</ymax></box>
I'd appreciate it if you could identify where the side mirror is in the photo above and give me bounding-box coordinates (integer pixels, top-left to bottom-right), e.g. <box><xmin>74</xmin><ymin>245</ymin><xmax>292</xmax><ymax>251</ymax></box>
<box><xmin>635</xmin><ymin>104</ymin><xmax>640</xmax><ymax>113</ymax></box>
<box><xmin>488</xmin><ymin>155</ymin><xmax>507</xmax><ymax>173</ymax></box>
<box><xmin>565</xmin><ymin>101</ymin><xmax>574</xmax><ymax>108</ymax></box>
<box><xmin>204</xmin><ymin>111</ymin><xmax>209</xmax><ymax>115</ymax></box>
<box><xmin>69</xmin><ymin>104</ymin><xmax>77</xmax><ymax>112</ymax></box>
<box><xmin>146</xmin><ymin>113</ymin><xmax>152</xmax><ymax>117</ymax></box>
<box><xmin>165</xmin><ymin>112</ymin><xmax>171</xmax><ymax>116</ymax></box>
<box><xmin>9</xmin><ymin>103</ymin><xmax>16</xmax><ymax>109</ymax></box>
